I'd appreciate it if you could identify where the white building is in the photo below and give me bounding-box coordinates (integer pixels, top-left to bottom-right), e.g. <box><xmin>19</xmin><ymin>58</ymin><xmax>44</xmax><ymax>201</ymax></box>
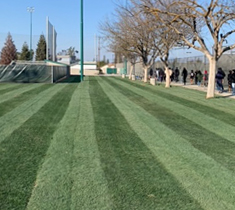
<box><xmin>70</xmin><ymin>62</ymin><xmax>99</xmax><ymax>76</ymax></box>
<box><xmin>57</xmin><ymin>55</ymin><xmax>76</xmax><ymax>65</ymax></box>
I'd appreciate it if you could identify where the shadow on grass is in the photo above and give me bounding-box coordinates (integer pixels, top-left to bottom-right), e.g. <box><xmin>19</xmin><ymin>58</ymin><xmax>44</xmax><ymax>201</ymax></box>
<box><xmin>59</xmin><ymin>75</ymin><xmax>83</xmax><ymax>83</ymax></box>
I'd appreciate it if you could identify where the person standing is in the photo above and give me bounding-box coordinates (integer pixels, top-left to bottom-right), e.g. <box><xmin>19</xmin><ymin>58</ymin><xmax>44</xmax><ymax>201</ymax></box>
<box><xmin>216</xmin><ymin>68</ymin><xmax>225</xmax><ymax>93</ymax></box>
<box><xmin>170</xmin><ymin>68</ymin><xmax>174</xmax><ymax>82</ymax></box>
<box><xmin>194</xmin><ymin>70</ymin><xmax>199</xmax><ymax>85</ymax></box>
<box><xmin>227</xmin><ymin>70</ymin><xmax>233</xmax><ymax>92</ymax></box>
<box><xmin>197</xmin><ymin>70</ymin><xmax>203</xmax><ymax>86</ymax></box>
<box><xmin>182</xmin><ymin>67</ymin><xmax>188</xmax><ymax>85</ymax></box>
<box><xmin>149</xmin><ymin>69</ymin><xmax>153</xmax><ymax>78</ymax></box>
<box><xmin>190</xmin><ymin>70</ymin><xmax>194</xmax><ymax>85</ymax></box>
<box><xmin>203</xmin><ymin>70</ymin><xmax>208</xmax><ymax>87</ymax></box>
<box><xmin>174</xmin><ymin>67</ymin><xmax>180</xmax><ymax>82</ymax></box>
<box><xmin>159</xmin><ymin>69</ymin><xmax>164</xmax><ymax>83</ymax></box>
<box><xmin>219</xmin><ymin>67</ymin><xmax>226</xmax><ymax>90</ymax></box>
<box><xmin>156</xmin><ymin>68</ymin><xmax>159</xmax><ymax>81</ymax></box>
<box><xmin>231</xmin><ymin>69</ymin><xmax>235</xmax><ymax>96</ymax></box>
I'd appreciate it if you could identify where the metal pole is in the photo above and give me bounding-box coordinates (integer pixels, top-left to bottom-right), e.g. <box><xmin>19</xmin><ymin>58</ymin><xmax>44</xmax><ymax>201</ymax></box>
<box><xmin>30</xmin><ymin>12</ymin><xmax>32</xmax><ymax>60</ymax></box>
<box><xmin>124</xmin><ymin>58</ymin><xmax>127</xmax><ymax>74</ymax></box>
<box><xmin>27</xmin><ymin>7</ymin><xmax>34</xmax><ymax>61</ymax></box>
<box><xmin>80</xmin><ymin>0</ymin><xmax>84</xmax><ymax>81</ymax></box>
<box><xmin>124</xmin><ymin>0</ymin><xmax>127</xmax><ymax>75</ymax></box>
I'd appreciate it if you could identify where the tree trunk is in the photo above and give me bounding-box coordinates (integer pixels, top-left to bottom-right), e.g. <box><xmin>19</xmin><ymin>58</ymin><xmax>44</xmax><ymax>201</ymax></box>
<box><xmin>165</xmin><ymin>67</ymin><xmax>171</xmax><ymax>88</ymax></box>
<box><xmin>206</xmin><ymin>57</ymin><xmax>216</xmax><ymax>99</ymax></box>
<box><xmin>129</xmin><ymin>64</ymin><xmax>134</xmax><ymax>80</ymax></box>
<box><xmin>144</xmin><ymin>66</ymin><xmax>148</xmax><ymax>83</ymax></box>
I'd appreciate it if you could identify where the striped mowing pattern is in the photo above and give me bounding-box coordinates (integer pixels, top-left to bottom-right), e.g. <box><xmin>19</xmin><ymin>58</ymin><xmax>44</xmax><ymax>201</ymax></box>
<box><xmin>0</xmin><ymin>78</ymin><xmax>235</xmax><ymax>209</ymax></box>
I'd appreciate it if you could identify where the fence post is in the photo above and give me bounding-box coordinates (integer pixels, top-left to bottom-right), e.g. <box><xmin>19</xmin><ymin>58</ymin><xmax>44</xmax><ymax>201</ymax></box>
<box><xmin>51</xmin><ymin>66</ymin><xmax>54</xmax><ymax>83</ymax></box>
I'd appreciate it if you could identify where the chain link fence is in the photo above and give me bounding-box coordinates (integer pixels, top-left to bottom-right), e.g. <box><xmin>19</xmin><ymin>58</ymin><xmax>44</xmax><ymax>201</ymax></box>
<box><xmin>116</xmin><ymin>54</ymin><xmax>235</xmax><ymax>84</ymax></box>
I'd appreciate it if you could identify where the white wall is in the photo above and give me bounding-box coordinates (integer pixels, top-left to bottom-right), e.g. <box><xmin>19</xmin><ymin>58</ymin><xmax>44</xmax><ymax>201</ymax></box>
<box><xmin>70</xmin><ymin>64</ymin><xmax>98</xmax><ymax>75</ymax></box>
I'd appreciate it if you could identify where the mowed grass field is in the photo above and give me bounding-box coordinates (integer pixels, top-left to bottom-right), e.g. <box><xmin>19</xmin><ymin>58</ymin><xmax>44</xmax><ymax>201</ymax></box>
<box><xmin>1</xmin><ymin>76</ymin><xmax>235</xmax><ymax>210</ymax></box>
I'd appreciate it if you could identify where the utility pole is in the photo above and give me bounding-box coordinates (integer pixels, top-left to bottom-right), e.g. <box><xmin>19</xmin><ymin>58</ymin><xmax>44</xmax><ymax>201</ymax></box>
<box><xmin>27</xmin><ymin>7</ymin><xmax>34</xmax><ymax>61</ymax></box>
<box><xmin>94</xmin><ymin>34</ymin><xmax>97</xmax><ymax>62</ymax></box>
<box><xmin>124</xmin><ymin>0</ymin><xmax>128</xmax><ymax>75</ymax></box>
<box><xmin>80</xmin><ymin>0</ymin><xmax>84</xmax><ymax>81</ymax></box>
<box><xmin>98</xmin><ymin>36</ymin><xmax>101</xmax><ymax>68</ymax></box>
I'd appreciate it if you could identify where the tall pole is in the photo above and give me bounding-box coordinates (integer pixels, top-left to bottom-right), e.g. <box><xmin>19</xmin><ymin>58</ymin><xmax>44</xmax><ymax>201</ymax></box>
<box><xmin>123</xmin><ymin>0</ymin><xmax>127</xmax><ymax>75</ymax></box>
<box><xmin>98</xmin><ymin>37</ymin><xmax>101</xmax><ymax>68</ymax></box>
<box><xmin>94</xmin><ymin>34</ymin><xmax>96</xmax><ymax>62</ymax></box>
<box><xmin>27</xmin><ymin>7</ymin><xmax>34</xmax><ymax>61</ymax></box>
<box><xmin>80</xmin><ymin>0</ymin><xmax>84</xmax><ymax>81</ymax></box>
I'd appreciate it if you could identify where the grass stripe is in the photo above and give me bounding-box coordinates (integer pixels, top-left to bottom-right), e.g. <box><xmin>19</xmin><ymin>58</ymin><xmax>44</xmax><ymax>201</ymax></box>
<box><xmin>70</xmin><ymin>78</ymin><xmax>112</xmax><ymax>210</ymax></box>
<box><xmin>97</xmin><ymin>77</ymin><xmax>235</xmax><ymax>209</ymax></box>
<box><xmin>0</xmin><ymin>84</ymin><xmax>24</xmax><ymax>95</ymax></box>
<box><xmin>168</xmin><ymin>85</ymin><xmax>235</xmax><ymax>114</ymax></box>
<box><xmin>26</xmin><ymin>79</ymin><xmax>112</xmax><ymax>210</ymax></box>
<box><xmin>104</xmin><ymin>77</ymin><xmax>235</xmax><ymax>173</ymax></box>
<box><xmin>0</xmin><ymin>84</ymin><xmax>77</xmax><ymax>210</ymax></box>
<box><xmin>0</xmin><ymin>83</ymin><xmax>44</xmax><ymax>104</ymax></box>
<box><xmin>0</xmin><ymin>83</ymin><xmax>16</xmax><ymax>90</ymax></box>
<box><xmin>0</xmin><ymin>85</ymin><xmax>65</xmax><ymax>144</ymax></box>
<box><xmin>0</xmin><ymin>84</ymin><xmax>53</xmax><ymax>117</ymax></box>
<box><xmin>25</xmin><ymin>85</ymin><xmax>79</xmax><ymax>210</ymax></box>
<box><xmin>89</xmin><ymin>77</ymin><xmax>203</xmax><ymax>210</ymax></box>
<box><xmin>116</xmin><ymin>77</ymin><xmax>235</xmax><ymax>121</ymax></box>
<box><xmin>107</xmin><ymin>78</ymin><xmax>235</xmax><ymax>145</ymax></box>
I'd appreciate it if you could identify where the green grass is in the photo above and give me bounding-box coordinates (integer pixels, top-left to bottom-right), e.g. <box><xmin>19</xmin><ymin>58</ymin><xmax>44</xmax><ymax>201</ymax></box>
<box><xmin>103</xmin><ymin>77</ymin><xmax>235</xmax><ymax>172</ymax></box>
<box><xmin>1</xmin><ymin>77</ymin><xmax>235</xmax><ymax>209</ymax></box>
<box><xmin>0</xmin><ymin>84</ymin><xmax>24</xmax><ymax>95</ymax></box>
<box><xmin>0</xmin><ymin>84</ymin><xmax>53</xmax><ymax>117</ymax></box>
<box><xmin>0</xmin><ymin>84</ymin><xmax>77</xmax><ymax>209</ymax></box>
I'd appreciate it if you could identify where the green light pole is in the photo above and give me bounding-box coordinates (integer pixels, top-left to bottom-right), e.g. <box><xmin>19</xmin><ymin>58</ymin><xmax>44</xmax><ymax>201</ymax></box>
<box><xmin>80</xmin><ymin>0</ymin><xmax>84</xmax><ymax>81</ymax></box>
<box><xmin>124</xmin><ymin>0</ymin><xmax>127</xmax><ymax>75</ymax></box>
<box><xmin>27</xmin><ymin>7</ymin><xmax>34</xmax><ymax>61</ymax></box>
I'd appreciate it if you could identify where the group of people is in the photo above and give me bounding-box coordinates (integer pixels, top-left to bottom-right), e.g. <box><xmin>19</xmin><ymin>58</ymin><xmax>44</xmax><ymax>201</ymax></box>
<box><xmin>151</xmin><ymin>67</ymin><xmax>208</xmax><ymax>86</ymax></box>
<box><xmin>150</xmin><ymin>68</ymin><xmax>166</xmax><ymax>82</ymax></box>
<box><xmin>150</xmin><ymin>67</ymin><xmax>235</xmax><ymax>95</ymax></box>
<box><xmin>189</xmin><ymin>69</ymin><xmax>208</xmax><ymax>86</ymax></box>
<box><xmin>150</xmin><ymin>67</ymin><xmax>183</xmax><ymax>83</ymax></box>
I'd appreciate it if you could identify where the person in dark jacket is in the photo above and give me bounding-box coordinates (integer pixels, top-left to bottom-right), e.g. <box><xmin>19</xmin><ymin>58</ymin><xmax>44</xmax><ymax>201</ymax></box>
<box><xmin>149</xmin><ymin>69</ymin><xmax>153</xmax><ymax>78</ymax></box>
<box><xmin>227</xmin><ymin>70</ymin><xmax>233</xmax><ymax>92</ymax></box>
<box><xmin>182</xmin><ymin>67</ymin><xmax>188</xmax><ymax>85</ymax></box>
<box><xmin>197</xmin><ymin>70</ymin><xmax>203</xmax><ymax>86</ymax></box>
<box><xmin>174</xmin><ymin>67</ymin><xmax>180</xmax><ymax>82</ymax></box>
<box><xmin>194</xmin><ymin>70</ymin><xmax>198</xmax><ymax>85</ymax></box>
<box><xmin>216</xmin><ymin>68</ymin><xmax>225</xmax><ymax>93</ymax></box>
<box><xmin>231</xmin><ymin>69</ymin><xmax>235</xmax><ymax>96</ymax></box>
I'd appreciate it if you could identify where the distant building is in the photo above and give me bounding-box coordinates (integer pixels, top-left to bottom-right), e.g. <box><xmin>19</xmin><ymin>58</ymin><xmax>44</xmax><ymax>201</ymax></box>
<box><xmin>57</xmin><ymin>55</ymin><xmax>76</xmax><ymax>65</ymax></box>
<box><xmin>70</xmin><ymin>61</ymin><xmax>99</xmax><ymax>75</ymax></box>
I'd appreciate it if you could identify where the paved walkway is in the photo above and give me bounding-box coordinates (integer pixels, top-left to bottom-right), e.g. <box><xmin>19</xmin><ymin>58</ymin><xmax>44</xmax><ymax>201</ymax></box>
<box><xmin>170</xmin><ymin>82</ymin><xmax>235</xmax><ymax>99</ymax></box>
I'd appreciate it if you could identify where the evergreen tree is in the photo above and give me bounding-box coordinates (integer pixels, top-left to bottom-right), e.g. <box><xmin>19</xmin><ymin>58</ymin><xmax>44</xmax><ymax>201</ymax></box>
<box><xmin>0</xmin><ymin>33</ymin><xmax>17</xmax><ymax>65</ymax></box>
<box><xmin>35</xmin><ymin>34</ymin><xmax>46</xmax><ymax>61</ymax></box>
<box><xmin>19</xmin><ymin>42</ymin><xmax>30</xmax><ymax>60</ymax></box>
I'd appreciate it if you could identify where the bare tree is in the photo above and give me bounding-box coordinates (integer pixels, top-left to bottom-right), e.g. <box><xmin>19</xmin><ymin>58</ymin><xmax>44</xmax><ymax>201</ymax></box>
<box><xmin>140</xmin><ymin>0</ymin><xmax>235</xmax><ymax>98</ymax></box>
<box><xmin>150</xmin><ymin>14</ymin><xmax>181</xmax><ymax>87</ymax></box>
<box><xmin>100</xmin><ymin>3</ymin><xmax>159</xmax><ymax>82</ymax></box>
<box><xmin>155</xmin><ymin>30</ymin><xmax>178</xmax><ymax>87</ymax></box>
<box><xmin>103</xmin><ymin>34</ymin><xmax>139</xmax><ymax>79</ymax></box>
